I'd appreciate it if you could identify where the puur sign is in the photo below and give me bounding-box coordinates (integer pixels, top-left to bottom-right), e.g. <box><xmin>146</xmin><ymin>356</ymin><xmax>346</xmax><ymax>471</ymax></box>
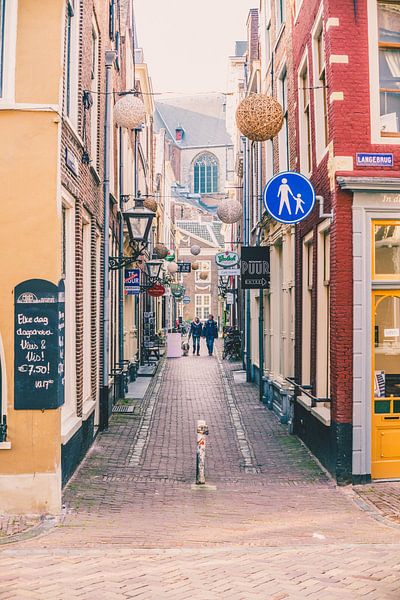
<box><xmin>241</xmin><ymin>246</ymin><xmax>270</xmax><ymax>289</ymax></box>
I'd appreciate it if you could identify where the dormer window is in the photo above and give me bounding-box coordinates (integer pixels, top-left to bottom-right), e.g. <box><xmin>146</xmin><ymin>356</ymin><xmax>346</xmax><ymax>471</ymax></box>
<box><xmin>175</xmin><ymin>125</ymin><xmax>184</xmax><ymax>142</ymax></box>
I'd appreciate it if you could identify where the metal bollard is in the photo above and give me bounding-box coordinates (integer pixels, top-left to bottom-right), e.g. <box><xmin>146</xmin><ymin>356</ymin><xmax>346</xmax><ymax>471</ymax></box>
<box><xmin>196</xmin><ymin>419</ymin><xmax>209</xmax><ymax>485</ymax></box>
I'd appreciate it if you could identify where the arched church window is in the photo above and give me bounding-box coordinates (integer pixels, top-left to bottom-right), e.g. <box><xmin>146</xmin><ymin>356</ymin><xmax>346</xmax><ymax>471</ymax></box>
<box><xmin>193</xmin><ymin>154</ymin><xmax>219</xmax><ymax>194</ymax></box>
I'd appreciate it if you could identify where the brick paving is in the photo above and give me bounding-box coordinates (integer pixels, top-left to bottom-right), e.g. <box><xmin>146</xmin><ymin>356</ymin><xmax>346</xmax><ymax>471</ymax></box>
<box><xmin>1</xmin><ymin>345</ymin><xmax>400</xmax><ymax>598</ymax></box>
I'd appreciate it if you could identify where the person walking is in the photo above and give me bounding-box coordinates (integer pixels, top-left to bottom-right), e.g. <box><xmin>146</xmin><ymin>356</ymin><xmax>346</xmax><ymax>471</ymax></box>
<box><xmin>189</xmin><ymin>316</ymin><xmax>203</xmax><ymax>355</ymax></box>
<box><xmin>203</xmin><ymin>314</ymin><xmax>218</xmax><ymax>356</ymax></box>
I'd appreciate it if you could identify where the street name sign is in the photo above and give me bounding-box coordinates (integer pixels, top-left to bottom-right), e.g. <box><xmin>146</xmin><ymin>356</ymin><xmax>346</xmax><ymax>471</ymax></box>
<box><xmin>215</xmin><ymin>251</ymin><xmax>239</xmax><ymax>268</ymax></box>
<box><xmin>217</xmin><ymin>268</ymin><xmax>240</xmax><ymax>277</ymax></box>
<box><xmin>183</xmin><ymin>296</ymin><xmax>191</xmax><ymax>304</ymax></box>
<box><xmin>263</xmin><ymin>171</ymin><xmax>316</xmax><ymax>224</ymax></box>
<box><xmin>177</xmin><ymin>262</ymin><xmax>191</xmax><ymax>273</ymax></box>
<box><xmin>356</xmin><ymin>152</ymin><xmax>393</xmax><ymax>167</ymax></box>
<box><xmin>241</xmin><ymin>246</ymin><xmax>270</xmax><ymax>289</ymax></box>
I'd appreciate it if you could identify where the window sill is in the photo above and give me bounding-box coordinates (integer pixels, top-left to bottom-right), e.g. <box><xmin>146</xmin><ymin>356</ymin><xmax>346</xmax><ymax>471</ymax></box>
<box><xmin>0</xmin><ymin>441</ymin><xmax>11</xmax><ymax>450</ymax></box>
<box><xmin>61</xmin><ymin>413</ymin><xmax>82</xmax><ymax>445</ymax></box>
<box><xmin>90</xmin><ymin>165</ymin><xmax>101</xmax><ymax>185</ymax></box>
<box><xmin>311</xmin><ymin>405</ymin><xmax>331</xmax><ymax>426</ymax></box>
<box><xmin>82</xmin><ymin>399</ymin><xmax>96</xmax><ymax>421</ymax></box>
<box><xmin>274</xmin><ymin>22</ymin><xmax>286</xmax><ymax>51</ymax></box>
<box><xmin>64</xmin><ymin>116</ymin><xmax>84</xmax><ymax>148</ymax></box>
<box><xmin>296</xmin><ymin>394</ymin><xmax>312</xmax><ymax>410</ymax></box>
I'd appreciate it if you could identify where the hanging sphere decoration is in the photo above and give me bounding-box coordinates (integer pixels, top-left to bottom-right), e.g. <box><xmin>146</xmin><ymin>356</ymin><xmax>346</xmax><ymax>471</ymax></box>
<box><xmin>154</xmin><ymin>243</ymin><xmax>169</xmax><ymax>259</ymax></box>
<box><xmin>199</xmin><ymin>271</ymin><xmax>208</xmax><ymax>281</ymax></box>
<box><xmin>143</xmin><ymin>198</ymin><xmax>158</xmax><ymax>212</ymax></box>
<box><xmin>114</xmin><ymin>94</ymin><xmax>146</xmax><ymax>129</ymax></box>
<box><xmin>191</xmin><ymin>261</ymin><xmax>199</xmax><ymax>271</ymax></box>
<box><xmin>236</xmin><ymin>93</ymin><xmax>284</xmax><ymax>142</ymax></box>
<box><xmin>165</xmin><ymin>250</ymin><xmax>175</xmax><ymax>262</ymax></box>
<box><xmin>217</xmin><ymin>198</ymin><xmax>243</xmax><ymax>224</ymax></box>
<box><xmin>190</xmin><ymin>244</ymin><xmax>201</xmax><ymax>256</ymax></box>
<box><xmin>167</xmin><ymin>261</ymin><xmax>178</xmax><ymax>274</ymax></box>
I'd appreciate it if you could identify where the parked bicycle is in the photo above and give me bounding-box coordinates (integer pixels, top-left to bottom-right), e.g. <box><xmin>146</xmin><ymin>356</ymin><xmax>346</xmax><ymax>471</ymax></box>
<box><xmin>222</xmin><ymin>327</ymin><xmax>242</xmax><ymax>361</ymax></box>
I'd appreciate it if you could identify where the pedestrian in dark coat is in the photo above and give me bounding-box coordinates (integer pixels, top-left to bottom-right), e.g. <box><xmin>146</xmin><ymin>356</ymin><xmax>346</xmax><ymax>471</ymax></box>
<box><xmin>189</xmin><ymin>317</ymin><xmax>203</xmax><ymax>355</ymax></box>
<box><xmin>202</xmin><ymin>314</ymin><xmax>218</xmax><ymax>356</ymax></box>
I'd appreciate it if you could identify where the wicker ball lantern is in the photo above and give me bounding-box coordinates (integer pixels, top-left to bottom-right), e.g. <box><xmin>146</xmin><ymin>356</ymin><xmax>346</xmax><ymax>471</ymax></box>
<box><xmin>165</xmin><ymin>250</ymin><xmax>175</xmax><ymax>262</ymax></box>
<box><xmin>190</xmin><ymin>244</ymin><xmax>201</xmax><ymax>256</ymax></box>
<box><xmin>143</xmin><ymin>198</ymin><xmax>158</xmax><ymax>212</ymax></box>
<box><xmin>191</xmin><ymin>261</ymin><xmax>199</xmax><ymax>271</ymax></box>
<box><xmin>217</xmin><ymin>198</ymin><xmax>243</xmax><ymax>224</ymax></box>
<box><xmin>236</xmin><ymin>94</ymin><xmax>284</xmax><ymax>142</ymax></box>
<box><xmin>114</xmin><ymin>94</ymin><xmax>146</xmax><ymax>129</ymax></box>
<box><xmin>154</xmin><ymin>243</ymin><xmax>168</xmax><ymax>259</ymax></box>
<box><xmin>199</xmin><ymin>271</ymin><xmax>208</xmax><ymax>281</ymax></box>
<box><xmin>167</xmin><ymin>261</ymin><xmax>178</xmax><ymax>274</ymax></box>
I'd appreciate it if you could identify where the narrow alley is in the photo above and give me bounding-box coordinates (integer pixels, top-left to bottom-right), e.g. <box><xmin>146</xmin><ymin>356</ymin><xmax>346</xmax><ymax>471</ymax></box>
<box><xmin>1</xmin><ymin>349</ymin><xmax>400</xmax><ymax>599</ymax></box>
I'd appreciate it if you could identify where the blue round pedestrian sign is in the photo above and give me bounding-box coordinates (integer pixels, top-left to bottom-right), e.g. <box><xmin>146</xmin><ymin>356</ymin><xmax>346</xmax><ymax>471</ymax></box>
<box><xmin>263</xmin><ymin>171</ymin><xmax>316</xmax><ymax>224</ymax></box>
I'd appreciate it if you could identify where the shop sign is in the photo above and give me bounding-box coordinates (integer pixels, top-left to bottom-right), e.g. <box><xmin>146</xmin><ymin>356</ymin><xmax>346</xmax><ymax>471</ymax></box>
<box><xmin>263</xmin><ymin>171</ymin><xmax>315</xmax><ymax>224</ymax></box>
<box><xmin>241</xmin><ymin>246</ymin><xmax>270</xmax><ymax>289</ymax></box>
<box><xmin>147</xmin><ymin>283</ymin><xmax>165</xmax><ymax>298</ymax></box>
<box><xmin>217</xmin><ymin>268</ymin><xmax>240</xmax><ymax>277</ymax></box>
<box><xmin>14</xmin><ymin>279</ymin><xmax>65</xmax><ymax>410</ymax></box>
<box><xmin>215</xmin><ymin>251</ymin><xmax>239</xmax><ymax>268</ymax></box>
<box><xmin>356</xmin><ymin>153</ymin><xmax>393</xmax><ymax>167</ymax></box>
<box><xmin>182</xmin><ymin>296</ymin><xmax>191</xmax><ymax>304</ymax></box>
<box><xmin>177</xmin><ymin>262</ymin><xmax>191</xmax><ymax>273</ymax></box>
<box><xmin>124</xmin><ymin>268</ymin><xmax>140</xmax><ymax>295</ymax></box>
<box><xmin>226</xmin><ymin>293</ymin><xmax>234</xmax><ymax>305</ymax></box>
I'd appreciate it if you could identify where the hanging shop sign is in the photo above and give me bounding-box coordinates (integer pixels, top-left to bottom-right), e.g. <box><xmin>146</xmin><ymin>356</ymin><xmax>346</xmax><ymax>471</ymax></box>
<box><xmin>356</xmin><ymin>153</ymin><xmax>393</xmax><ymax>168</ymax></box>
<box><xmin>182</xmin><ymin>296</ymin><xmax>191</xmax><ymax>304</ymax></box>
<box><xmin>241</xmin><ymin>246</ymin><xmax>270</xmax><ymax>289</ymax></box>
<box><xmin>226</xmin><ymin>293</ymin><xmax>234</xmax><ymax>305</ymax></box>
<box><xmin>165</xmin><ymin>250</ymin><xmax>176</xmax><ymax>262</ymax></box>
<box><xmin>177</xmin><ymin>262</ymin><xmax>191</xmax><ymax>273</ymax></box>
<box><xmin>215</xmin><ymin>251</ymin><xmax>239</xmax><ymax>268</ymax></box>
<box><xmin>147</xmin><ymin>283</ymin><xmax>165</xmax><ymax>298</ymax></box>
<box><xmin>14</xmin><ymin>279</ymin><xmax>65</xmax><ymax>410</ymax></box>
<box><xmin>217</xmin><ymin>268</ymin><xmax>240</xmax><ymax>277</ymax></box>
<box><xmin>124</xmin><ymin>268</ymin><xmax>140</xmax><ymax>295</ymax></box>
<box><xmin>263</xmin><ymin>171</ymin><xmax>315</xmax><ymax>224</ymax></box>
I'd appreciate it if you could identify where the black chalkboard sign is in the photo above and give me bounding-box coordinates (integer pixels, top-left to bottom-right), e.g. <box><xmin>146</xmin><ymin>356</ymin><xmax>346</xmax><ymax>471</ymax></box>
<box><xmin>14</xmin><ymin>279</ymin><xmax>65</xmax><ymax>410</ymax></box>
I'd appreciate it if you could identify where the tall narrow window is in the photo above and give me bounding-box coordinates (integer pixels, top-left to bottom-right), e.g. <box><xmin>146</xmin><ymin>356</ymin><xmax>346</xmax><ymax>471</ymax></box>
<box><xmin>299</xmin><ymin>59</ymin><xmax>312</xmax><ymax>174</ymax></box>
<box><xmin>278</xmin><ymin>67</ymin><xmax>289</xmax><ymax>172</ymax></box>
<box><xmin>378</xmin><ymin>2</ymin><xmax>400</xmax><ymax>136</ymax></box>
<box><xmin>82</xmin><ymin>216</ymin><xmax>92</xmax><ymax>404</ymax></box>
<box><xmin>302</xmin><ymin>237</ymin><xmax>313</xmax><ymax>385</ymax></box>
<box><xmin>0</xmin><ymin>0</ymin><xmax>5</xmax><ymax>98</ymax></box>
<box><xmin>65</xmin><ymin>0</ymin><xmax>79</xmax><ymax>127</ymax></box>
<box><xmin>275</xmin><ymin>0</ymin><xmax>285</xmax><ymax>26</ymax></box>
<box><xmin>91</xmin><ymin>22</ymin><xmax>99</xmax><ymax>165</ymax></box>
<box><xmin>313</xmin><ymin>24</ymin><xmax>328</xmax><ymax>152</ymax></box>
<box><xmin>195</xmin><ymin>294</ymin><xmax>211</xmax><ymax>320</ymax></box>
<box><xmin>316</xmin><ymin>225</ymin><xmax>330</xmax><ymax>399</ymax></box>
<box><xmin>193</xmin><ymin>155</ymin><xmax>219</xmax><ymax>194</ymax></box>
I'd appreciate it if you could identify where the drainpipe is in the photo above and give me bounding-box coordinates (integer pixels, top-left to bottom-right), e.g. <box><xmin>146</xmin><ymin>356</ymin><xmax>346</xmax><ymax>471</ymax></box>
<box><xmin>100</xmin><ymin>50</ymin><xmax>117</xmax><ymax>430</ymax></box>
<box><xmin>241</xmin><ymin>136</ymin><xmax>247</xmax><ymax>371</ymax></box>
<box><xmin>245</xmin><ymin>141</ymin><xmax>252</xmax><ymax>382</ymax></box>
<box><xmin>118</xmin><ymin>127</ymin><xmax>124</xmax><ymax>385</ymax></box>
<box><xmin>257</xmin><ymin>227</ymin><xmax>264</xmax><ymax>402</ymax></box>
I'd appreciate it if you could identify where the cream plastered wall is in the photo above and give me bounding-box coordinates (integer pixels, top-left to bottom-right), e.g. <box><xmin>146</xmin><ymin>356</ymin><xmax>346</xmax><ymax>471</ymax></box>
<box><xmin>0</xmin><ymin>0</ymin><xmax>64</xmax><ymax>513</ymax></box>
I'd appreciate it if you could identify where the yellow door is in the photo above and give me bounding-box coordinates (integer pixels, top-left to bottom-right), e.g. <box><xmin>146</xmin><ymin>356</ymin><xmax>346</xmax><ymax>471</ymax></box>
<box><xmin>372</xmin><ymin>292</ymin><xmax>400</xmax><ymax>479</ymax></box>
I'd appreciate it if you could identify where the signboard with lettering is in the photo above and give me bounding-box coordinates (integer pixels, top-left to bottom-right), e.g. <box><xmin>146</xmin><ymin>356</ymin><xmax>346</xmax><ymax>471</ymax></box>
<box><xmin>215</xmin><ymin>251</ymin><xmax>239</xmax><ymax>268</ymax></box>
<box><xmin>356</xmin><ymin>153</ymin><xmax>393</xmax><ymax>168</ymax></box>
<box><xmin>177</xmin><ymin>262</ymin><xmax>191</xmax><ymax>273</ymax></box>
<box><xmin>241</xmin><ymin>246</ymin><xmax>270</xmax><ymax>289</ymax></box>
<box><xmin>226</xmin><ymin>293</ymin><xmax>234</xmax><ymax>305</ymax></box>
<box><xmin>124</xmin><ymin>268</ymin><xmax>140</xmax><ymax>295</ymax></box>
<box><xmin>217</xmin><ymin>268</ymin><xmax>241</xmax><ymax>277</ymax></box>
<box><xmin>14</xmin><ymin>279</ymin><xmax>65</xmax><ymax>410</ymax></box>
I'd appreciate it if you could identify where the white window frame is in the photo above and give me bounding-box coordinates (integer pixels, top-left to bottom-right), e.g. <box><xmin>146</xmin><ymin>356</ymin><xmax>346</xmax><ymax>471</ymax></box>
<box><xmin>0</xmin><ymin>333</ymin><xmax>7</xmax><ymax>424</ymax></box>
<box><xmin>64</xmin><ymin>0</ymin><xmax>80</xmax><ymax>129</ymax></box>
<box><xmin>61</xmin><ymin>191</ymin><xmax>77</xmax><ymax>439</ymax></box>
<box><xmin>82</xmin><ymin>211</ymin><xmax>92</xmax><ymax>405</ymax></box>
<box><xmin>195</xmin><ymin>294</ymin><xmax>211</xmax><ymax>320</ymax></box>
<box><xmin>90</xmin><ymin>19</ymin><xmax>100</xmax><ymax>166</ymax></box>
<box><xmin>302</xmin><ymin>233</ymin><xmax>313</xmax><ymax>385</ymax></box>
<box><xmin>275</xmin><ymin>0</ymin><xmax>286</xmax><ymax>27</ymax></box>
<box><xmin>195</xmin><ymin>260</ymin><xmax>211</xmax><ymax>283</ymax></box>
<box><xmin>368</xmin><ymin>0</ymin><xmax>400</xmax><ymax>144</ymax></box>
<box><xmin>0</xmin><ymin>0</ymin><xmax>17</xmax><ymax>105</ymax></box>
<box><xmin>312</xmin><ymin>8</ymin><xmax>329</xmax><ymax>163</ymax></box>
<box><xmin>316</xmin><ymin>221</ymin><xmax>331</xmax><ymax>400</ymax></box>
<box><xmin>298</xmin><ymin>52</ymin><xmax>312</xmax><ymax>175</ymax></box>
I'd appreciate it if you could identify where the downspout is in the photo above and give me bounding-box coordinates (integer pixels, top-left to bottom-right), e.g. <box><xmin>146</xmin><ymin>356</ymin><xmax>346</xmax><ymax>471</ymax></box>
<box><xmin>245</xmin><ymin>141</ymin><xmax>252</xmax><ymax>382</ymax></box>
<box><xmin>118</xmin><ymin>127</ymin><xmax>124</xmax><ymax>381</ymax></box>
<box><xmin>258</xmin><ymin>141</ymin><xmax>265</xmax><ymax>402</ymax></box>
<box><xmin>241</xmin><ymin>136</ymin><xmax>247</xmax><ymax>371</ymax></box>
<box><xmin>100</xmin><ymin>50</ymin><xmax>116</xmax><ymax>430</ymax></box>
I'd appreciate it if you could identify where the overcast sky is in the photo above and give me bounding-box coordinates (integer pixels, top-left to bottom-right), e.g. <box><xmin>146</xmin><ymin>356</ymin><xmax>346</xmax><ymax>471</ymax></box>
<box><xmin>133</xmin><ymin>0</ymin><xmax>257</xmax><ymax>95</ymax></box>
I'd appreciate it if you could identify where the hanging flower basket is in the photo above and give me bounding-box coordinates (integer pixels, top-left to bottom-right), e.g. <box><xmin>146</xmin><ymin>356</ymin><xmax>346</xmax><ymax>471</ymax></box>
<box><xmin>154</xmin><ymin>243</ymin><xmax>169</xmax><ymax>259</ymax></box>
<box><xmin>191</xmin><ymin>261</ymin><xmax>199</xmax><ymax>271</ymax></box>
<box><xmin>190</xmin><ymin>245</ymin><xmax>201</xmax><ymax>256</ymax></box>
<box><xmin>217</xmin><ymin>198</ymin><xmax>243</xmax><ymax>224</ymax></box>
<box><xmin>199</xmin><ymin>271</ymin><xmax>208</xmax><ymax>281</ymax></box>
<box><xmin>114</xmin><ymin>94</ymin><xmax>146</xmax><ymax>129</ymax></box>
<box><xmin>167</xmin><ymin>261</ymin><xmax>178</xmax><ymax>274</ymax></box>
<box><xmin>236</xmin><ymin>93</ymin><xmax>284</xmax><ymax>142</ymax></box>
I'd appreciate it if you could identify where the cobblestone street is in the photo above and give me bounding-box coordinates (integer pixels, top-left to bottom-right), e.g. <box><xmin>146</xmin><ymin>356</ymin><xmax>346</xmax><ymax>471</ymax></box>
<box><xmin>1</xmin><ymin>348</ymin><xmax>400</xmax><ymax>599</ymax></box>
